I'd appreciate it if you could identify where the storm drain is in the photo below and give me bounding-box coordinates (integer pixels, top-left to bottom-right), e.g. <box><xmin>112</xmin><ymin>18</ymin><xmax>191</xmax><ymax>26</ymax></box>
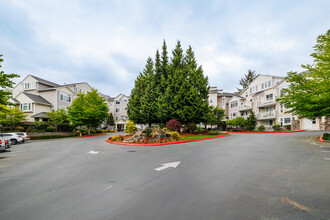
<box><xmin>127</xmin><ymin>150</ymin><xmax>137</xmax><ymax>153</ymax></box>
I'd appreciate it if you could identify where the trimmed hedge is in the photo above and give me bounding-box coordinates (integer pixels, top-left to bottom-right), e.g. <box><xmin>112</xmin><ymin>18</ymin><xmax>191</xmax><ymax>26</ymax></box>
<box><xmin>30</xmin><ymin>134</ymin><xmax>76</xmax><ymax>140</ymax></box>
<box><xmin>323</xmin><ymin>133</ymin><xmax>330</xmax><ymax>140</ymax></box>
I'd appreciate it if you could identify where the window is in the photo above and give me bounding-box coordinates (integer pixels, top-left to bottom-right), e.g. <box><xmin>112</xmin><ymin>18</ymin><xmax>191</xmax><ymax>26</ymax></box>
<box><xmin>230</xmin><ymin>101</ymin><xmax>238</xmax><ymax>108</ymax></box>
<box><xmin>266</xmin><ymin>120</ymin><xmax>273</xmax><ymax>126</ymax></box>
<box><xmin>255</xmin><ymin>85</ymin><xmax>258</xmax><ymax>91</ymax></box>
<box><xmin>268</xmin><ymin>81</ymin><xmax>271</xmax><ymax>87</ymax></box>
<box><xmin>60</xmin><ymin>92</ymin><xmax>71</xmax><ymax>102</ymax></box>
<box><xmin>115</xmin><ymin>117</ymin><xmax>119</xmax><ymax>121</ymax></box>
<box><xmin>241</xmin><ymin>112</ymin><xmax>244</xmax><ymax>116</ymax></box>
<box><xmin>312</xmin><ymin>119</ymin><xmax>316</xmax><ymax>124</ymax></box>
<box><xmin>250</xmin><ymin>87</ymin><xmax>252</xmax><ymax>93</ymax></box>
<box><xmin>116</xmin><ymin>100</ymin><xmax>120</xmax><ymax>104</ymax></box>
<box><xmin>280</xmin><ymin>105</ymin><xmax>284</xmax><ymax>113</ymax></box>
<box><xmin>264</xmin><ymin>82</ymin><xmax>268</xmax><ymax>88</ymax></box>
<box><xmin>209</xmin><ymin>99</ymin><xmax>213</xmax><ymax>103</ymax></box>
<box><xmin>245</xmin><ymin>92</ymin><xmax>248</xmax><ymax>97</ymax></box>
<box><xmin>250</xmin><ymin>99</ymin><xmax>252</xmax><ymax>102</ymax></box>
<box><xmin>23</xmin><ymin>82</ymin><xmax>36</xmax><ymax>90</ymax></box>
<box><xmin>116</xmin><ymin>108</ymin><xmax>120</xmax><ymax>113</ymax></box>
<box><xmin>292</xmin><ymin>117</ymin><xmax>295</xmax><ymax>121</ymax></box>
<box><xmin>284</xmin><ymin>117</ymin><xmax>291</xmax><ymax>124</ymax></box>
<box><xmin>124</xmin><ymin>99</ymin><xmax>128</xmax><ymax>102</ymax></box>
<box><xmin>266</xmin><ymin>93</ymin><xmax>273</xmax><ymax>101</ymax></box>
<box><xmin>223</xmin><ymin>97</ymin><xmax>226</xmax><ymax>101</ymax></box>
<box><xmin>20</xmin><ymin>103</ymin><xmax>32</xmax><ymax>111</ymax></box>
<box><xmin>262</xmin><ymin>83</ymin><xmax>264</xmax><ymax>89</ymax></box>
<box><xmin>280</xmin><ymin>118</ymin><xmax>283</xmax><ymax>127</ymax></box>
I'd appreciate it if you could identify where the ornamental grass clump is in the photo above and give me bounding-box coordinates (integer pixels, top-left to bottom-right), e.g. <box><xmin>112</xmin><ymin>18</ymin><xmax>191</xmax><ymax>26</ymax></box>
<box><xmin>171</xmin><ymin>131</ymin><xmax>180</xmax><ymax>141</ymax></box>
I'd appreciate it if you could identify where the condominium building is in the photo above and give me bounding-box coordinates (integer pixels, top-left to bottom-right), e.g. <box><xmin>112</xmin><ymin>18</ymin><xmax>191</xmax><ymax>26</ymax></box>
<box><xmin>227</xmin><ymin>74</ymin><xmax>329</xmax><ymax>130</ymax></box>
<box><xmin>9</xmin><ymin>75</ymin><xmax>92</xmax><ymax>121</ymax></box>
<box><xmin>106</xmin><ymin>93</ymin><xmax>130</xmax><ymax>131</ymax></box>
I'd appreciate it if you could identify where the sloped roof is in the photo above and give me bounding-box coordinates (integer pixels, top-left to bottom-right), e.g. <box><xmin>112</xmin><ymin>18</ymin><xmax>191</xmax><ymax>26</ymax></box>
<box><xmin>22</xmin><ymin>93</ymin><xmax>52</xmax><ymax>106</ymax></box>
<box><xmin>30</xmin><ymin>75</ymin><xmax>61</xmax><ymax>87</ymax></box>
<box><xmin>31</xmin><ymin>112</ymin><xmax>50</xmax><ymax>118</ymax></box>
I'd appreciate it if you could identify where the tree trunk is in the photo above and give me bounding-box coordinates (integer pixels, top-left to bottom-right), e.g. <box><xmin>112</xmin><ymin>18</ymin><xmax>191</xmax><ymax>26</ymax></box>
<box><xmin>88</xmin><ymin>126</ymin><xmax>91</xmax><ymax>135</ymax></box>
<box><xmin>149</xmin><ymin>122</ymin><xmax>151</xmax><ymax>127</ymax></box>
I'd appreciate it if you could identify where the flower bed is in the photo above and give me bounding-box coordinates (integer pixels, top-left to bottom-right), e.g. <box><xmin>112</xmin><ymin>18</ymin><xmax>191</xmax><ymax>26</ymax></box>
<box><xmin>107</xmin><ymin>132</ymin><xmax>230</xmax><ymax>146</ymax></box>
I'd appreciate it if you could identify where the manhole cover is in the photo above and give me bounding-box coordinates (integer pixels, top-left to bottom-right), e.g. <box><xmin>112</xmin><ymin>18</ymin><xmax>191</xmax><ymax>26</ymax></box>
<box><xmin>127</xmin><ymin>150</ymin><xmax>137</xmax><ymax>152</ymax></box>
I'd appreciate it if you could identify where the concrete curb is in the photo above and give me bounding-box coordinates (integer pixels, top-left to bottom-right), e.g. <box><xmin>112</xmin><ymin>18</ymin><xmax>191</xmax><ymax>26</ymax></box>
<box><xmin>106</xmin><ymin>134</ymin><xmax>231</xmax><ymax>146</ymax></box>
<box><xmin>228</xmin><ymin>130</ymin><xmax>305</xmax><ymax>134</ymax></box>
<box><xmin>319</xmin><ymin>134</ymin><xmax>325</xmax><ymax>142</ymax></box>
<box><xmin>78</xmin><ymin>134</ymin><xmax>107</xmax><ymax>138</ymax></box>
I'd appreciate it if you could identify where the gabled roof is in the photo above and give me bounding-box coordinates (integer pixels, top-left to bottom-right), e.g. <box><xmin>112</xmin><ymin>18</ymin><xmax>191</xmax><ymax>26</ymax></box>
<box><xmin>22</xmin><ymin>92</ymin><xmax>52</xmax><ymax>106</ymax></box>
<box><xmin>31</xmin><ymin>112</ymin><xmax>50</xmax><ymax>118</ymax></box>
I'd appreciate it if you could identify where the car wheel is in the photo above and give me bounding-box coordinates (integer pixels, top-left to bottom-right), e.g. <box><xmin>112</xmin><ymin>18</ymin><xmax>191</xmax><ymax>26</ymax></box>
<box><xmin>11</xmin><ymin>139</ymin><xmax>17</xmax><ymax>145</ymax></box>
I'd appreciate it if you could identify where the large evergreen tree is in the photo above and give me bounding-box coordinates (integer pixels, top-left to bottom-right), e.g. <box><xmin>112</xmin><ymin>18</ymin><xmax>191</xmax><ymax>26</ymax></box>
<box><xmin>127</xmin><ymin>40</ymin><xmax>210</xmax><ymax>127</ymax></box>
<box><xmin>236</xmin><ymin>69</ymin><xmax>258</xmax><ymax>94</ymax></box>
<box><xmin>278</xmin><ymin>29</ymin><xmax>330</xmax><ymax>119</ymax></box>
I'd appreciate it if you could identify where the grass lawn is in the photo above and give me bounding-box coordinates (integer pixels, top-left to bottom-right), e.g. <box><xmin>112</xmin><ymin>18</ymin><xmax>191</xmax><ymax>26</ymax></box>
<box><xmin>181</xmin><ymin>133</ymin><xmax>228</xmax><ymax>141</ymax></box>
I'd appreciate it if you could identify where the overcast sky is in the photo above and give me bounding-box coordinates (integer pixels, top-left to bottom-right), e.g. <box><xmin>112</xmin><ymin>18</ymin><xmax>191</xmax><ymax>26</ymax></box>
<box><xmin>1</xmin><ymin>0</ymin><xmax>329</xmax><ymax>96</ymax></box>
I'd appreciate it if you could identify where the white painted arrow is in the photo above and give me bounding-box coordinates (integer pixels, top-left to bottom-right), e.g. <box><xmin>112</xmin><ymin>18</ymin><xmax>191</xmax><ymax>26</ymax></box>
<box><xmin>88</xmin><ymin>151</ymin><xmax>99</xmax><ymax>154</ymax></box>
<box><xmin>154</xmin><ymin>161</ymin><xmax>181</xmax><ymax>171</ymax></box>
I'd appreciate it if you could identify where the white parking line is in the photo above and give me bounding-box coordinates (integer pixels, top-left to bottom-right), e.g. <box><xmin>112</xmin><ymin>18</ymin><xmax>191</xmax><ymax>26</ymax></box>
<box><xmin>324</xmin><ymin>158</ymin><xmax>330</xmax><ymax>160</ymax></box>
<box><xmin>322</xmin><ymin>151</ymin><xmax>330</xmax><ymax>153</ymax></box>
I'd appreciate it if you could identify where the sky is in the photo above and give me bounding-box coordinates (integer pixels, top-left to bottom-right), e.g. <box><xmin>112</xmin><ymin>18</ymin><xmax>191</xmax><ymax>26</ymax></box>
<box><xmin>1</xmin><ymin>0</ymin><xmax>330</xmax><ymax>96</ymax></box>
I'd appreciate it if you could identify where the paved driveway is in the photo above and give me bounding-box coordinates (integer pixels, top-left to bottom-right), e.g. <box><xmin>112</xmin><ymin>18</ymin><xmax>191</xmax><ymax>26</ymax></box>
<box><xmin>0</xmin><ymin>131</ymin><xmax>329</xmax><ymax>220</ymax></box>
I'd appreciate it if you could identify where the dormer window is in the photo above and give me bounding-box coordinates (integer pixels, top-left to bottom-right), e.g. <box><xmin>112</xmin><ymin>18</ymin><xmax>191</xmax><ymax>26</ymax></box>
<box><xmin>116</xmin><ymin>100</ymin><xmax>120</xmax><ymax>104</ymax></box>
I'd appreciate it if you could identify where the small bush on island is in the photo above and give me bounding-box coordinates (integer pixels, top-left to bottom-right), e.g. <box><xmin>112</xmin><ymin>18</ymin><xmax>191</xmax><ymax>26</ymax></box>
<box><xmin>323</xmin><ymin>133</ymin><xmax>330</xmax><ymax>140</ymax></box>
<box><xmin>209</xmin><ymin>130</ymin><xmax>219</xmax><ymax>135</ymax></box>
<box><xmin>46</xmin><ymin>126</ymin><xmax>56</xmax><ymax>132</ymax></box>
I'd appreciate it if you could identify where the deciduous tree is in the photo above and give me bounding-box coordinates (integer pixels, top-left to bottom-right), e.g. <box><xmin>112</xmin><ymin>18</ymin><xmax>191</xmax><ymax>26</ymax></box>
<box><xmin>277</xmin><ymin>29</ymin><xmax>330</xmax><ymax>119</ymax></box>
<box><xmin>68</xmin><ymin>89</ymin><xmax>108</xmax><ymax>134</ymax></box>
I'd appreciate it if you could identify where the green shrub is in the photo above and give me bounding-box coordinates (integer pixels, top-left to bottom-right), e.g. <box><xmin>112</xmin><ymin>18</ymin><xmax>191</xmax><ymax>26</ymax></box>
<box><xmin>171</xmin><ymin>131</ymin><xmax>180</xmax><ymax>140</ymax></box>
<box><xmin>57</xmin><ymin>122</ymin><xmax>74</xmax><ymax>132</ymax></box>
<box><xmin>26</xmin><ymin>126</ymin><xmax>33</xmax><ymax>133</ymax></box>
<box><xmin>187</xmin><ymin>123</ymin><xmax>197</xmax><ymax>133</ymax></box>
<box><xmin>272</xmin><ymin>124</ymin><xmax>281</xmax><ymax>131</ymax></box>
<box><xmin>46</xmin><ymin>126</ymin><xmax>56</xmax><ymax>132</ymax></box>
<box><xmin>37</xmin><ymin>129</ymin><xmax>45</xmax><ymax>133</ymax></box>
<box><xmin>284</xmin><ymin>125</ymin><xmax>291</xmax><ymax>130</ymax></box>
<box><xmin>31</xmin><ymin>121</ymin><xmax>49</xmax><ymax>130</ymax></box>
<box><xmin>323</xmin><ymin>133</ymin><xmax>330</xmax><ymax>140</ymax></box>
<box><xmin>144</xmin><ymin>127</ymin><xmax>152</xmax><ymax>138</ymax></box>
<box><xmin>258</xmin><ymin>126</ymin><xmax>265</xmax><ymax>132</ymax></box>
<box><xmin>209</xmin><ymin>130</ymin><xmax>219</xmax><ymax>135</ymax></box>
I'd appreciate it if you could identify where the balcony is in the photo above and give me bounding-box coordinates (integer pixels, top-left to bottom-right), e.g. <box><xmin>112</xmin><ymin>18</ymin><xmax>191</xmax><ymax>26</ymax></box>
<box><xmin>238</xmin><ymin>105</ymin><xmax>252</xmax><ymax>111</ymax></box>
<box><xmin>257</xmin><ymin>112</ymin><xmax>276</xmax><ymax>120</ymax></box>
<box><xmin>257</xmin><ymin>100</ymin><xmax>276</xmax><ymax>108</ymax></box>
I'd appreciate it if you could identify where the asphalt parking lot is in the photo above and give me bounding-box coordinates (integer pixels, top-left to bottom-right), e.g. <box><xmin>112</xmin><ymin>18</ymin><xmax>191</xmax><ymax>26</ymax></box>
<box><xmin>0</xmin><ymin>131</ymin><xmax>329</xmax><ymax>220</ymax></box>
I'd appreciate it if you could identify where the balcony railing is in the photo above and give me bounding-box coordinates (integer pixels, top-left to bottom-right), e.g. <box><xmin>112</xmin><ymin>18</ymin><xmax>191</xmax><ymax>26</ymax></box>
<box><xmin>257</xmin><ymin>112</ymin><xmax>276</xmax><ymax>119</ymax></box>
<box><xmin>238</xmin><ymin>105</ymin><xmax>252</xmax><ymax>111</ymax></box>
<box><xmin>257</xmin><ymin>100</ymin><xmax>276</xmax><ymax>107</ymax></box>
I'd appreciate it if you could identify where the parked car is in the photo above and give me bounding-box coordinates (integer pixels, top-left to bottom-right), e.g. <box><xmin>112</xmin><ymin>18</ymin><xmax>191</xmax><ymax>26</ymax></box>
<box><xmin>16</xmin><ymin>132</ymin><xmax>30</xmax><ymax>142</ymax></box>
<box><xmin>0</xmin><ymin>133</ymin><xmax>24</xmax><ymax>145</ymax></box>
<box><xmin>0</xmin><ymin>137</ymin><xmax>10</xmax><ymax>152</ymax></box>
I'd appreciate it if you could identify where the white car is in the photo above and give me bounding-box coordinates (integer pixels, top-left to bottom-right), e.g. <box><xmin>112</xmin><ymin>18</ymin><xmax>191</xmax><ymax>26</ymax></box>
<box><xmin>0</xmin><ymin>137</ymin><xmax>10</xmax><ymax>152</ymax></box>
<box><xmin>16</xmin><ymin>132</ymin><xmax>30</xmax><ymax>142</ymax></box>
<box><xmin>0</xmin><ymin>133</ymin><xmax>24</xmax><ymax>145</ymax></box>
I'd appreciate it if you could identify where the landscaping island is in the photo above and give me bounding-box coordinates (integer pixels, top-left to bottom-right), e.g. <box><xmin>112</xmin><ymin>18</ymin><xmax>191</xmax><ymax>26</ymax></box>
<box><xmin>107</xmin><ymin>128</ymin><xmax>230</xmax><ymax>146</ymax></box>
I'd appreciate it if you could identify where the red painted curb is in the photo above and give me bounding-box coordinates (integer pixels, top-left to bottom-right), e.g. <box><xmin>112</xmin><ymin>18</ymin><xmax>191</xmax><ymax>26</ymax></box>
<box><xmin>319</xmin><ymin>134</ymin><xmax>325</xmax><ymax>142</ymax></box>
<box><xmin>78</xmin><ymin>134</ymin><xmax>107</xmax><ymax>138</ymax></box>
<box><xmin>228</xmin><ymin>130</ymin><xmax>305</xmax><ymax>134</ymax></box>
<box><xmin>106</xmin><ymin>134</ymin><xmax>231</xmax><ymax>146</ymax></box>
